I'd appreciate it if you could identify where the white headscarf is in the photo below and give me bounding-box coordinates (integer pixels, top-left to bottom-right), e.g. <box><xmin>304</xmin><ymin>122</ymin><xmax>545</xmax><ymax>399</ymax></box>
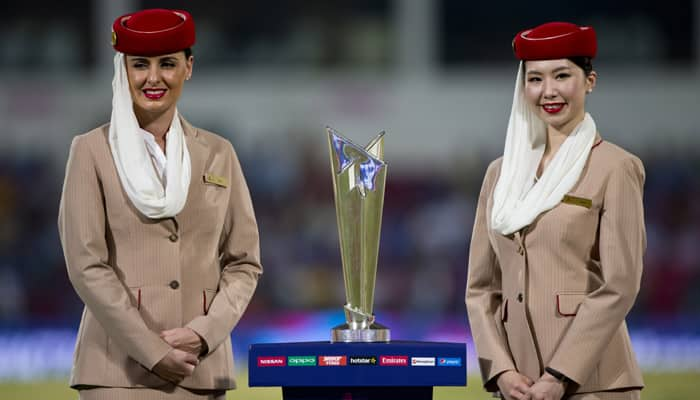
<box><xmin>108</xmin><ymin>52</ymin><xmax>191</xmax><ymax>219</ymax></box>
<box><xmin>491</xmin><ymin>61</ymin><xmax>596</xmax><ymax>235</ymax></box>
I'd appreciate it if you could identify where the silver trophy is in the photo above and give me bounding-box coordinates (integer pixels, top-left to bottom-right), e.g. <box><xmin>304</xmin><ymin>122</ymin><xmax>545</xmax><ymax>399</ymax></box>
<box><xmin>327</xmin><ymin>126</ymin><xmax>390</xmax><ymax>342</ymax></box>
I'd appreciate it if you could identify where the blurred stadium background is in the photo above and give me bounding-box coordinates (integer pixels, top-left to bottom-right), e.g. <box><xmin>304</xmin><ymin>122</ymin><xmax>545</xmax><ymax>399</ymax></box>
<box><xmin>1</xmin><ymin>1</ymin><xmax>699</xmax><ymax>398</ymax></box>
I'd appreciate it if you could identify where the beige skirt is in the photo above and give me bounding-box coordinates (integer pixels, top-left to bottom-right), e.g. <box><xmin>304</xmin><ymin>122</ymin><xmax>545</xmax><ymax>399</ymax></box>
<box><xmin>78</xmin><ymin>386</ymin><xmax>227</xmax><ymax>400</ymax></box>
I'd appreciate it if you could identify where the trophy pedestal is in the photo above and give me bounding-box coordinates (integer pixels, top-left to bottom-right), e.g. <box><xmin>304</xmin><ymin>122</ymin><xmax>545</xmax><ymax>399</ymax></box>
<box><xmin>249</xmin><ymin>341</ymin><xmax>467</xmax><ymax>400</ymax></box>
<box><xmin>330</xmin><ymin>322</ymin><xmax>390</xmax><ymax>343</ymax></box>
<box><xmin>282</xmin><ymin>386</ymin><xmax>431</xmax><ymax>400</ymax></box>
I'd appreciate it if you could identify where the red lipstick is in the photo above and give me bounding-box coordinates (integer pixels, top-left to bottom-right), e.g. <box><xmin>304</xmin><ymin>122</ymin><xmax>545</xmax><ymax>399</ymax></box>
<box><xmin>143</xmin><ymin>89</ymin><xmax>166</xmax><ymax>100</ymax></box>
<box><xmin>542</xmin><ymin>103</ymin><xmax>565</xmax><ymax>114</ymax></box>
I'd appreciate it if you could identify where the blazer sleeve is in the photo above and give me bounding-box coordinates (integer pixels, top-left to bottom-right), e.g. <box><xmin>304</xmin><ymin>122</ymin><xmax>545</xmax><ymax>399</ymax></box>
<box><xmin>58</xmin><ymin>135</ymin><xmax>172</xmax><ymax>370</ymax></box>
<box><xmin>186</xmin><ymin>142</ymin><xmax>262</xmax><ymax>355</ymax></box>
<box><xmin>466</xmin><ymin>161</ymin><xmax>516</xmax><ymax>392</ymax></box>
<box><xmin>547</xmin><ymin>156</ymin><xmax>646</xmax><ymax>385</ymax></box>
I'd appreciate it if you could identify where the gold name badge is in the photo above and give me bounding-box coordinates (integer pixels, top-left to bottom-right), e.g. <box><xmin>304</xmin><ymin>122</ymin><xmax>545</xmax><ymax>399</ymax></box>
<box><xmin>562</xmin><ymin>195</ymin><xmax>592</xmax><ymax>209</ymax></box>
<box><xmin>204</xmin><ymin>173</ymin><xmax>228</xmax><ymax>188</ymax></box>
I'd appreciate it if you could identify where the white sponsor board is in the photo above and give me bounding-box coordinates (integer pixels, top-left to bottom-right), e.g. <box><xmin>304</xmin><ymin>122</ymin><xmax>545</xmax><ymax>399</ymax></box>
<box><xmin>411</xmin><ymin>357</ymin><xmax>436</xmax><ymax>366</ymax></box>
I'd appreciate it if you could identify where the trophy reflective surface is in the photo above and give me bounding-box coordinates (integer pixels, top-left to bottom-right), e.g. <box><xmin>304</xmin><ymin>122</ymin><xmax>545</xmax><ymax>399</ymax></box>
<box><xmin>327</xmin><ymin>126</ymin><xmax>390</xmax><ymax>342</ymax></box>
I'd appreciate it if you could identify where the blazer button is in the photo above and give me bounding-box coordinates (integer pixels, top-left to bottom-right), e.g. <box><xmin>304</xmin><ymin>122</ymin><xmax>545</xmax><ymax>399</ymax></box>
<box><xmin>169</xmin><ymin>280</ymin><xmax>180</xmax><ymax>289</ymax></box>
<box><xmin>169</xmin><ymin>233</ymin><xmax>179</xmax><ymax>242</ymax></box>
<box><xmin>517</xmin><ymin>293</ymin><xmax>523</xmax><ymax>302</ymax></box>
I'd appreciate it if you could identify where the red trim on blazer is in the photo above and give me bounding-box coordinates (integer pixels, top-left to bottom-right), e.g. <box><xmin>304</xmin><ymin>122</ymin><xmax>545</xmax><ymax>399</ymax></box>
<box><xmin>203</xmin><ymin>290</ymin><xmax>207</xmax><ymax>314</ymax></box>
<box><xmin>591</xmin><ymin>139</ymin><xmax>603</xmax><ymax>150</ymax></box>
<box><xmin>137</xmin><ymin>289</ymin><xmax>141</xmax><ymax>310</ymax></box>
<box><xmin>556</xmin><ymin>294</ymin><xmax>578</xmax><ymax>317</ymax></box>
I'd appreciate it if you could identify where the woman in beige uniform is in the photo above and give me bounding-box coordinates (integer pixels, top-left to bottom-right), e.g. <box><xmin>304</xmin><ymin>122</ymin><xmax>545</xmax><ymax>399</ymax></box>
<box><xmin>59</xmin><ymin>8</ymin><xmax>262</xmax><ymax>400</ymax></box>
<box><xmin>466</xmin><ymin>22</ymin><xmax>645</xmax><ymax>400</ymax></box>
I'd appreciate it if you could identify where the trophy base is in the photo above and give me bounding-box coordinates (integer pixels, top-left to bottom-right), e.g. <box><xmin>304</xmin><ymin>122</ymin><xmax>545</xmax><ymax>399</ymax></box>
<box><xmin>330</xmin><ymin>322</ymin><xmax>390</xmax><ymax>343</ymax></box>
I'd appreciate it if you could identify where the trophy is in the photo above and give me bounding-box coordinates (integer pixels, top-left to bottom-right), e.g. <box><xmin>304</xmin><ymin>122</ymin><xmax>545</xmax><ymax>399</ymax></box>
<box><xmin>327</xmin><ymin>126</ymin><xmax>390</xmax><ymax>343</ymax></box>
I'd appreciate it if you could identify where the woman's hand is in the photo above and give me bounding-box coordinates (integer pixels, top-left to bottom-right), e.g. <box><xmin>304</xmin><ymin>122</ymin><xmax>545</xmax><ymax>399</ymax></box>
<box><xmin>497</xmin><ymin>370</ymin><xmax>534</xmax><ymax>400</ymax></box>
<box><xmin>160</xmin><ymin>327</ymin><xmax>206</xmax><ymax>356</ymax></box>
<box><xmin>524</xmin><ymin>372</ymin><xmax>566</xmax><ymax>400</ymax></box>
<box><xmin>151</xmin><ymin>348</ymin><xmax>199</xmax><ymax>383</ymax></box>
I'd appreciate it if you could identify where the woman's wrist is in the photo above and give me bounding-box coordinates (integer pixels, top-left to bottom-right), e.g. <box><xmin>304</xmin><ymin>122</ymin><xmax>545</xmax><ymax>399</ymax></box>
<box><xmin>544</xmin><ymin>366</ymin><xmax>569</xmax><ymax>388</ymax></box>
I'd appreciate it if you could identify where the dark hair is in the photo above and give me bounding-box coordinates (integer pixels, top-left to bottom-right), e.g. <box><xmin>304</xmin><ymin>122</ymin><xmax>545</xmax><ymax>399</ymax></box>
<box><xmin>184</xmin><ymin>48</ymin><xmax>193</xmax><ymax>59</ymax></box>
<box><xmin>567</xmin><ymin>56</ymin><xmax>593</xmax><ymax>76</ymax></box>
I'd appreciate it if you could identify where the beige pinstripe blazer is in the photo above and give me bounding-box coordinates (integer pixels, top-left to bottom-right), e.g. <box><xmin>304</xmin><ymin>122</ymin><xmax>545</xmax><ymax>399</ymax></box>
<box><xmin>58</xmin><ymin>117</ymin><xmax>262</xmax><ymax>390</ymax></box>
<box><xmin>466</xmin><ymin>136</ymin><xmax>645</xmax><ymax>394</ymax></box>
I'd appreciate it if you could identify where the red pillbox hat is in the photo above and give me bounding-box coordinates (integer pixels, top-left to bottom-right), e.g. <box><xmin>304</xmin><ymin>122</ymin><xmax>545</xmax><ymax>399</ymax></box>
<box><xmin>112</xmin><ymin>9</ymin><xmax>195</xmax><ymax>56</ymax></box>
<box><xmin>513</xmin><ymin>22</ymin><xmax>596</xmax><ymax>60</ymax></box>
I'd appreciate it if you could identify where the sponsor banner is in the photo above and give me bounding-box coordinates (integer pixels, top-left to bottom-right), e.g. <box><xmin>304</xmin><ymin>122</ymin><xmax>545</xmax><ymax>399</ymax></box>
<box><xmin>438</xmin><ymin>357</ymin><xmax>462</xmax><ymax>367</ymax></box>
<box><xmin>411</xmin><ymin>357</ymin><xmax>436</xmax><ymax>366</ymax></box>
<box><xmin>319</xmin><ymin>355</ymin><xmax>347</xmax><ymax>366</ymax></box>
<box><xmin>380</xmin><ymin>355</ymin><xmax>409</xmax><ymax>366</ymax></box>
<box><xmin>288</xmin><ymin>355</ymin><xmax>317</xmax><ymax>366</ymax></box>
<box><xmin>257</xmin><ymin>356</ymin><xmax>286</xmax><ymax>367</ymax></box>
<box><xmin>349</xmin><ymin>356</ymin><xmax>378</xmax><ymax>366</ymax></box>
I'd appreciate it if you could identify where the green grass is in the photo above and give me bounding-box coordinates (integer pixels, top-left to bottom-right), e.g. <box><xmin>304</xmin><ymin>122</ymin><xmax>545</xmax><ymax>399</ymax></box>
<box><xmin>1</xmin><ymin>373</ymin><xmax>697</xmax><ymax>399</ymax></box>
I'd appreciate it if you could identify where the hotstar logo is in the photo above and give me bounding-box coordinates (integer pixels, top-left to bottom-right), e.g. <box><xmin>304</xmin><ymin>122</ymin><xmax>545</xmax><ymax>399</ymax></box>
<box><xmin>349</xmin><ymin>356</ymin><xmax>377</xmax><ymax>365</ymax></box>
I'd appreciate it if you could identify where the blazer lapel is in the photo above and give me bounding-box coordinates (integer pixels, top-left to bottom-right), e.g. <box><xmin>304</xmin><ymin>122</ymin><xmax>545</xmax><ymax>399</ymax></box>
<box><xmin>180</xmin><ymin>116</ymin><xmax>209</xmax><ymax>213</ymax></box>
